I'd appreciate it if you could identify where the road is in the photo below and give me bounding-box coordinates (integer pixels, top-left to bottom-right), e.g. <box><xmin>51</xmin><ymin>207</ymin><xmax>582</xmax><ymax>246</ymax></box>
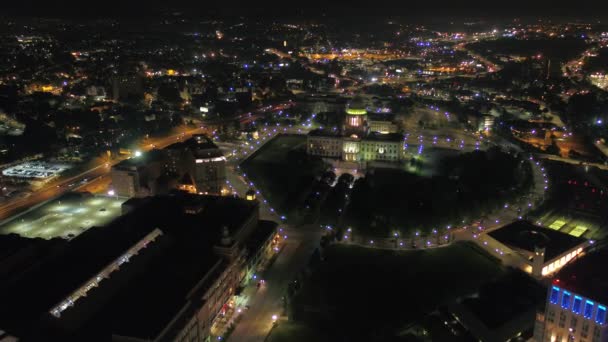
<box><xmin>225</xmin><ymin>166</ymin><xmax>321</xmax><ymax>342</ymax></box>
<box><xmin>214</xmin><ymin>125</ymin><xmax>321</xmax><ymax>342</ymax></box>
<box><xmin>537</xmin><ymin>153</ymin><xmax>608</xmax><ymax>171</ymax></box>
<box><xmin>228</xmin><ymin>225</ymin><xmax>321</xmax><ymax>342</ymax></box>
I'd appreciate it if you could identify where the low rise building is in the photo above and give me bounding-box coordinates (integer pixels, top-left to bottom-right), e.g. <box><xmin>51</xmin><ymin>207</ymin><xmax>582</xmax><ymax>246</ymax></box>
<box><xmin>479</xmin><ymin>220</ymin><xmax>590</xmax><ymax>278</ymax></box>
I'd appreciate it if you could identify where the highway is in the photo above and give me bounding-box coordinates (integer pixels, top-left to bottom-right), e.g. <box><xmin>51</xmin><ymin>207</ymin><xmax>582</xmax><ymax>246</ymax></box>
<box><xmin>0</xmin><ymin>125</ymin><xmax>208</xmax><ymax>221</ymax></box>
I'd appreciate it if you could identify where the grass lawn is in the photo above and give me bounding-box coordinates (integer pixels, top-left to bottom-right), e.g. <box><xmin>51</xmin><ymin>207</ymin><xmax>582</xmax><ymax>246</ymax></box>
<box><xmin>249</xmin><ymin>135</ymin><xmax>307</xmax><ymax>163</ymax></box>
<box><xmin>290</xmin><ymin>241</ymin><xmax>504</xmax><ymax>340</ymax></box>
<box><xmin>241</xmin><ymin>134</ymin><xmax>326</xmax><ymax>219</ymax></box>
<box><xmin>267</xmin><ymin>321</ymin><xmax>328</xmax><ymax>342</ymax></box>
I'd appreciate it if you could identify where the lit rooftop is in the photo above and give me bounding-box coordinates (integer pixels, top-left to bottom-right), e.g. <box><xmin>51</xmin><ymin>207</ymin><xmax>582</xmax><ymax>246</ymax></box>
<box><xmin>0</xmin><ymin>193</ymin><xmax>126</xmax><ymax>240</ymax></box>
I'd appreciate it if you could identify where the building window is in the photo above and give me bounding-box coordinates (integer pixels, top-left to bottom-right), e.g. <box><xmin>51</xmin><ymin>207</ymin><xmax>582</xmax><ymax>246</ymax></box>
<box><xmin>550</xmin><ymin>286</ymin><xmax>560</xmax><ymax>304</ymax></box>
<box><xmin>585</xmin><ymin>300</ymin><xmax>595</xmax><ymax>319</ymax></box>
<box><xmin>571</xmin><ymin>316</ymin><xmax>578</xmax><ymax>326</ymax></box>
<box><xmin>583</xmin><ymin>321</ymin><xmax>590</xmax><ymax>338</ymax></box>
<box><xmin>559</xmin><ymin>310</ymin><xmax>569</xmax><ymax>325</ymax></box>
<box><xmin>562</xmin><ymin>291</ymin><xmax>571</xmax><ymax>309</ymax></box>
<box><xmin>573</xmin><ymin>296</ymin><xmax>583</xmax><ymax>315</ymax></box>
<box><xmin>596</xmin><ymin>305</ymin><xmax>606</xmax><ymax>325</ymax></box>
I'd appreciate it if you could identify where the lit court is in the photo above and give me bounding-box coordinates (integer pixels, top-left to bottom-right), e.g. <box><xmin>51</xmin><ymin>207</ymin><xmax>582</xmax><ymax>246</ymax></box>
<box><xmin>569</xmin><ymin>226</ymin><xmax>588</xmax><ymax>238</ymax></box>
<box><xmin>548</xmin><ymin>219</ymin><xmax>566</xmax><ymax>231</ymax></box>
<box><xmin>0</xmin><ymin>193</ymin><xmax>126</xmax><ymax>240</ymax></box>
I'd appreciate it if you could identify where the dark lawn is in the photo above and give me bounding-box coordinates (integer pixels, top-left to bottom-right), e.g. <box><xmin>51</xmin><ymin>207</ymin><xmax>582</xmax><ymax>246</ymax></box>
<box><xmin>290</xmin><ymin>242</ymin><xmax>504</xmax><ymax>340</ymax></box>
<box><xmin>241</xmin><ymin>134</ymin><xmax>326</xmax><ymax>220</ymax></box>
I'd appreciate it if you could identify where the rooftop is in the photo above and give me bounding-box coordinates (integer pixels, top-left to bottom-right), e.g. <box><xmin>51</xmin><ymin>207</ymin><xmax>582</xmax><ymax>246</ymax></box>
<box><xmin>113</xmin><ymin>149</ymin><xmax>165</xmax><ymax>169</ymax></box>
<box><xmin>2</xmin><ymin>161</ymin><xmax>70</xmax><ymax>179</ymax></box>
<box><xmin>553</xmin><ymin>246</ymin><xmax>608</xmax><ymax>306</ymax></box>
<box><xmin>166</xmin><ymin>135</ymin><xmax>219</xmax><ymax>152</ymax></box>
<box><xmin>308</xmin><ymin>128</ymin><xmax>342</xmax><ymax>137</ymax></box>
<box><xmin>346</xmin><ymin>96</ymin><xmax>367</xmax><ymax>115</ymax></box>
<box><xmin>488</xmin><ymin>220</ymin><xmax>587</xmax><ymax>262</ymax></box>
<box><xmin>362</xmin><ymin>132</ymin><xmax>404</xmax><ymax>142</ymax></box>
<box><xmin>0</xmin><ymin>192</ymin><xmax>125</xmax><ymax>240</ymax></box>
<box><xmin>0</xmin><ymin>193</ymin><xmax>259</xmax><ymax>339</ymax></box>
<box><xmin>367</xmin><ymin>113</ymin><xmax>395</xmax><ymax>122</ymax></box>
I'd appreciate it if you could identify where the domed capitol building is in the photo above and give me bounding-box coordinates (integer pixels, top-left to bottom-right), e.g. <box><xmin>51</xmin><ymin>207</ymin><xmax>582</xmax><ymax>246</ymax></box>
<box><xmin>307</xmin><ymin>96</ymin><xmax>404</xmax><ymax>169</ymax></box>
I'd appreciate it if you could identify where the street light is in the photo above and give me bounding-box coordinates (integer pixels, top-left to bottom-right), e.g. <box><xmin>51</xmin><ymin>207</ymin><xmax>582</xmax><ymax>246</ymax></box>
<box><xmin>108</xmin><ymin>190</ymin><xmax>115</xmax><ymax>196</ymax></box>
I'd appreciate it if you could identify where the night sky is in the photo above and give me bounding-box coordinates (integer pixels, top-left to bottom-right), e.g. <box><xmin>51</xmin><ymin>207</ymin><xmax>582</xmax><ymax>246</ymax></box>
<box><xmin>1</xmin><ymin>0</ymin><xmax>608</xmax><ymax>20</ymax></box>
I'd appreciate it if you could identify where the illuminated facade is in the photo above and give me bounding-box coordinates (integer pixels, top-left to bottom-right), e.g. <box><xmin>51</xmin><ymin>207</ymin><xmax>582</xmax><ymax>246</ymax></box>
<box><xmin>307</xmin><ymin>98</ymin><xmax>405</xmax><ymax>165</ymax></box>
<box><xmin>165</xmin><ymin>135</ymin><xmax>227</xmax><ymax>195</ymax></box>
<box><xmin>360</xmin><ymin>138</ymin><xmax>403</xmax><ymax>162</ymax></box>
<box><xmin>307</xmin><ymin>134</ymin><xmax>342</xmax><ymax>158</ymax></box>
<box><xmin>344</xmin><ymin>99</ymin><xmax>368</xmax><ymax>135</ymax></box>
<box><xmin>533</xmin><ymin>250</ymin><xmax>608</xmax><ymax>342</ymax></box>
<box><xmin>111</xmin><ymin>150</ymin><xmax>164</xmax><ymax>198</ymax></box>
<box><xmin>480</xmin><ymin>221</ymin><xmax>589</xmax><ymax>279</ymax></box>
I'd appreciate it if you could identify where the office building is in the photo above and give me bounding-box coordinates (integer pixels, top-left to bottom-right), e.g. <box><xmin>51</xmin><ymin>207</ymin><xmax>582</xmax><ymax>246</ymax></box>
<box><xmin>110</xmin><ymin>150</ymin><xmax>165</xmax><ymax>198</ymax></box>
<box><xmin>533</xmin><ymin>247</ymin><xmax>608</xmax><ymax>342</ymax></box>
<box><xmin>111</xmin><ymin>69</ymin><xmax>144</xmax><ymax>102</ymax></box>
<box><xmin>165</xmin><ymin>135</ymin><xmax>227</xmax><ymax>195</ymax></box>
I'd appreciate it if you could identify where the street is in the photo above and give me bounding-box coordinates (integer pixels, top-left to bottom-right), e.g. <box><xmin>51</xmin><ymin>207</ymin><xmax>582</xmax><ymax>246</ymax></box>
<box><xmin>0</xmin><ymin>125</ymin><xmax>208</xmax><ymax>221</ymax></box>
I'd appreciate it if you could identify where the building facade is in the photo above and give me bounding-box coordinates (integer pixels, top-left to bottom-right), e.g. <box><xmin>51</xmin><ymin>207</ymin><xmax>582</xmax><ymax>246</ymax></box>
<box><xmin>533</xmin><ymin>249</ymin><xmax>608</xmax><ymax>342</ymax></box>
<box><xmin>110</xmin><ymin>151</ymin><xmax>164</xmax><ymax>198</ymax></box>
<box><xmin>306</xmin><ymin>97</ymin><xmax>405</xmax><ymax>167</ymax></box>
<box><xmin>534</xmin><ymin>285</ymin><xmax>607</xmax><ymax>342</ymax></box>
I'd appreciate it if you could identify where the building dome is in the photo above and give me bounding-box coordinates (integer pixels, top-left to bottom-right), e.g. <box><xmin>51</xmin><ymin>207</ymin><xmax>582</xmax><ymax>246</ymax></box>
<box><xmin>346</xmin><ymin>97</ymin><xmax>367</xmax><ymax>115</ymax></box>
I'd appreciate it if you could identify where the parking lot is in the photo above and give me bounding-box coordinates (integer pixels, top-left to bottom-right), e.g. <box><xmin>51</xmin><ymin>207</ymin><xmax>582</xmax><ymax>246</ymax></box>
<box><xmin>2</xmin><ymin>161</ymin><xmax>70</xmax><ymax>179</ymax></box>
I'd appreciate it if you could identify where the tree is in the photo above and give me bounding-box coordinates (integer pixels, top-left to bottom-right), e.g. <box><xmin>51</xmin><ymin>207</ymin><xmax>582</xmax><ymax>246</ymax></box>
<box><xmin>157</xmin><ymin>84</ymin><xmax>182</xmax><ymax>105</ymax></box>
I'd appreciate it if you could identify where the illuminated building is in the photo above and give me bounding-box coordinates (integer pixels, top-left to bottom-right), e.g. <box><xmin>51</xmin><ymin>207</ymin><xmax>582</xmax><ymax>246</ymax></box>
<box><xmin>110</xmin><ymin>150</ymin><xmax>164</xmax><ymax>198</ymax></box>
<box><xmin>533</xmin><ymin>248</ymin><xmax>608</xmax><ymax>342</ymax></box>
<box><xmin>307</xmin><ymin>130</ymin><xmax>343</xmax><ymax>158</ymax></box>
<box><xmin>245</xmin><ymin>189</ymin><xmax>256</xmax><ymax>201</ymax></box>
<box><xmin>165</xmin><ymin>135</ymin><xmax>227</xmax><ymax>195</ymax></box>
<box><xmin>589</xmin><ymin>73</ymin><xmax>608</xmax><ymax>91</ymax></box>
<box><xmin>479</xmin><ymin>221</ymin><xmax>590</xmax><ymax>278</ymax></box>
<box><xmin>307</xmin><ymin>98</ymin><xmax>405</xmax><ymax>166</ymax></box>
<box><xmin>344</xmin><ymin>97</ymin><xmax>368</xmax><ymax>135</ymax></box>
<box><xmin>0</xmin><ymin>194</ymin><xmax>278</xmax><ymax>341</ymax></box>
<box><xmin>368</xmin><ymin>113</ymin><xmax>398</xmax><ymax>134</ymax></box>
<box><xmin>359</xmin><ymin>133</ymin><xmax>404</xmax><ymax>162</ymax></box>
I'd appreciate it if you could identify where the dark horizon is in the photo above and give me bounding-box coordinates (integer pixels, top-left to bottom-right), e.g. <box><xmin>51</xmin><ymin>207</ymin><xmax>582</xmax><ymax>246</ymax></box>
<box><xmin>2</xmin><ymin>0</ymin><xmax>608</xmax><ymax>21</ymax></box>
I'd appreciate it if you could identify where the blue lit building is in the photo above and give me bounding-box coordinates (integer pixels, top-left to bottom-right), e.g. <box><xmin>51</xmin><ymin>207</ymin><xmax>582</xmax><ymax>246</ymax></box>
<box><xmin>533</xmin><ymin>248</ymin><xmax>608</xmax><ymax>342</ymax></box>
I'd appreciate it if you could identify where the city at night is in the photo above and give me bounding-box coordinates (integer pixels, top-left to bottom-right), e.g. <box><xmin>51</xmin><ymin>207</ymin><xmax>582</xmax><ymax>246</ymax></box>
<box><xmin>1</xmin><ymin>1</ymin><xmax>608</xmax><ymax>341</ymax></box>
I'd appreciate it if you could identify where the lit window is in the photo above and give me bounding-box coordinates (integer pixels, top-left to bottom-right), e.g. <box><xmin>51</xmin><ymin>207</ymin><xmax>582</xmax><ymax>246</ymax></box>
<box><xmin>550</xmin><ymin>286</ymin><xmax>560</xmax><ymax>304</ymax></box>
<box><xmin>573</xmin><ymin>296</ymin><xmax>583</xmax><ymax>315</ymax></box>
<box><xmin>585</xmin><ymin>300</ymin><xmax>595</xmax><ymax>319</ymax></box>
<box><xmin>596</xmin><ymin>305</ymin><xmax>606</xmax><ymax>325</ymax></box>
<box><xmin>562</xmin><ymin>291</ymin><xmax>571</xmax><ymax>309</ymax></box>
